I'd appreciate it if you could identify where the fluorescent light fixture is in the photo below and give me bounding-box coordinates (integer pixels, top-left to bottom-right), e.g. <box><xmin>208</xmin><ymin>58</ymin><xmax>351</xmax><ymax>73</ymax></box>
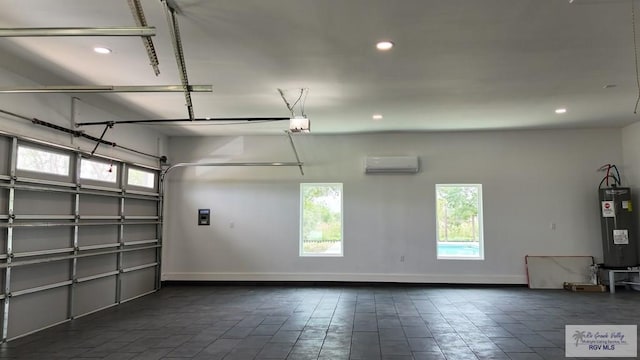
<box><xmin>93</xmin><ymin>47</ymin><xmax>112</xmax><ymax>54</ymax></box>
<box><xmin>376</xmin><ymin>41</ymin><xmax>394</xmax><ymax>51</ymax></box>
<box><xmin>372</xmin><ymin>114</ymin><xmax>383</xmax><ymax>120</ymax></box>
<box><xmin>555</xmin><ymin>108</ymin><xmax>567</xmax><ymax>114</ymax></box>
<box><xmin>289</xmin><ymin>116</ymin><xmax>310</xmax><ymax>133</ymax></box>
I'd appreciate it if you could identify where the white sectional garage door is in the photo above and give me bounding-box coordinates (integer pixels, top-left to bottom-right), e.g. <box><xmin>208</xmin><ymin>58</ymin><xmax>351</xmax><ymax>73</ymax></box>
<box><xmin>0</xmin><ymin>134</ymin><xmax>161</xmax><ymax>341</ymax></box>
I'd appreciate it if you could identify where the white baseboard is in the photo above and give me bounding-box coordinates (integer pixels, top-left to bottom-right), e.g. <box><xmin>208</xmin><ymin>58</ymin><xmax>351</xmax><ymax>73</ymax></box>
<box><xmin>161</xmin><ymin>272</ymin><xmax>527</xmax><ymax>284</ymax></box>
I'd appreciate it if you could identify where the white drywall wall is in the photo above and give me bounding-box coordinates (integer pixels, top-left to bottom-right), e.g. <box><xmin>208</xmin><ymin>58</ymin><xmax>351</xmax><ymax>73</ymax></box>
<box><xmin>163</xmin><ymin>129</ymin><xmax>622</xmax><ymax>284</ymax></box>
<box><xmin>0</xmin><ymin>67</ymin><xmax>166</xmax><ymax>167</ymax></box>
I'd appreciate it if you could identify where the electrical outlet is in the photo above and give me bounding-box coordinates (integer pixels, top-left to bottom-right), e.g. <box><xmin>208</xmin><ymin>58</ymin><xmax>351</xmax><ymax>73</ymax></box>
<box><xmin>400</xmin><ymin>255</ymin><xmax>405</xmax><ymax>262</ymax></box>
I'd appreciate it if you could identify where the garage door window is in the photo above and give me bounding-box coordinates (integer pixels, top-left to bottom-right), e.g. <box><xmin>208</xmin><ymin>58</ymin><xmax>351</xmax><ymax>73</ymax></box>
<box><xmin>127</xmin><ymin>168</ymin><xmax>155</xmax><ymax>188</ymax></box>
<box><xmin>16</xmin><ymin>145</ymin><xmax>69</xmax><ymax>176</ymax></box>
<box><xmin>80</xmin><ymin>158</ymin><xmax>117</xmax><ymax>183</ymax></box>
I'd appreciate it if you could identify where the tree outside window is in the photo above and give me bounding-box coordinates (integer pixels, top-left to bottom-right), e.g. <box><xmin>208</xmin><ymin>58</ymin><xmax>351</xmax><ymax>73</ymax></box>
<box><xmin>16</xmin><ymin>146</ymin><xmax>69</xmax><ymax>176</ymax></box>
<box><xmin>300</xmin><ymin>183</ymin><xmax>343</xmax><ymax>256</ymax></box>
<box><xmin>436</xmin><ymin>184</ymin><xmax>484</xmax><ymax>259</ymax></box>
<box><xmin>80</xmin><ymin>159</ymin><xmax>117</xmax><ymax>183</ymax></box>
<box><xmin>128</xmin><ymin>168</ymin><xmax>155</xmax><ymax>188</ymax></box>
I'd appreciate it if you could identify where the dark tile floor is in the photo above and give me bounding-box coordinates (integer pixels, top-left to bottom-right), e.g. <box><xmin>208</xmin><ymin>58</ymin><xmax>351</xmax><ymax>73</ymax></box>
<box><xmin>1</xmin><ymin>284</ymin><xmax>639</xmax><ymax>359</ymax></box>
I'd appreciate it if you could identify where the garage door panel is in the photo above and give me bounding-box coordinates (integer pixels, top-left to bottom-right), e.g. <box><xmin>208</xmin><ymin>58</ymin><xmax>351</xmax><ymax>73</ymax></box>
<box><xmin>7</xmin><ymin>287</ymin><xmax>68</xmax><ymax>339</ymax></box>
<box><xmin>0</xmin><ymin>136</ymin><xmax>11</xmax><ymax>175</ymax></box>
<box><xmin>125</xmin><ymin>199</ymin><xmax>157</xmax><ymax>217</ymax></box>
<box><xmin>123</xmin><ymin>224</ymin><xmax>156</xmax><ymax>242</ymax></box>
<box><xmin>12</xmin><ymin>227</ymin><xmax>72</xmax><ymax>253</ymax></box>
<box><xmin>13</xmin><ymin>191</ymin><xmax>74</xmax><ymax>216</ymax></box>
<box><xmin>0</xmin><ymin>230</ymin><xmax>6</xmax><ymax>259</ymax></box>
<box><xmin>75</xmin><ymin>277</ymin><xmax>116</xmax><ymax>317</ymax></box>
<box><xmin>0</xmin><ymin>269</ymin><xmax>5</xmax><ymax>292</ymax></box>
<box><xmin>121</xmin><ymin>267</ymin><xmax>155</xmax><ymax>301</ymax></box>
<box><xmin>76</xmin><ymin>254</ymin><xmax>117</xmax><ymax>279</ymax></box>
<box><xmin>11</xmin><ymin>261</ymin><xmax>70</xmax><ymax>292</ymax></box>
<box><xmin>123</xmin><ymin>248</ymin><xmax>156</xmax><ymax>268</ymax></box>
<box><xmin>78</xmin><ymin>225</ymin><xmax>119</xmax><ymax>247</ymax></box>
<box><xmin>0</xmin><ymin>189</ymin><xmax>8</xmax><ymax>216</ymax></box>
<box><xmin>79</xmin><ymin>195</ymin><xmax>120</xmax><ymax>216</ymax></box>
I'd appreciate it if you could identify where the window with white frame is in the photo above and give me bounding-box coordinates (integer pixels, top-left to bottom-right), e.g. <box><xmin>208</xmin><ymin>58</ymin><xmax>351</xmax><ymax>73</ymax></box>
<box><xmin>16</xmin><ymin>145</ymin><xmax>70</xmax><ymax>176</ymax></box>
<box><xmin>300</xmin><ymin>183</ymin><xmax>343</xmax><ymax>256</ymax></box>
<box><xmin>435</xmin><ymin>184</ymin><xmax>484</xmax><ymax>260</ymax></box>
<box><xmin>80</xmin><ymin>158</ymin><xmax>117</xmax><ymax>183</ymax></box>
<box><xmin>127</xmin><ymin>168</ymin><xmax>155</xmax><ymax>188</ymax></box>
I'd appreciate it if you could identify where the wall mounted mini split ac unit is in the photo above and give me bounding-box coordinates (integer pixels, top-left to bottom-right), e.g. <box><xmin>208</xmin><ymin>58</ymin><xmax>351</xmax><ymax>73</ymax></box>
<box><xmin>364</xmin><ymin>156</ymin><xmax>420</xmax><ymax>174</ymax></box>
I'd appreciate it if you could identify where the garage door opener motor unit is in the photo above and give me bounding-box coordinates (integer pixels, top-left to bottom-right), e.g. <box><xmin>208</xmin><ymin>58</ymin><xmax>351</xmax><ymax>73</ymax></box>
<box><xmin>598</xmin><ymin>164</ymin><xmax>638</xmax><ymax>268</ymax></box>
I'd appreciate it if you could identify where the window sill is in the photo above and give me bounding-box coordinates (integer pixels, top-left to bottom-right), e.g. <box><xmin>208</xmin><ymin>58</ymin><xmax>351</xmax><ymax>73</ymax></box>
<box><xmin>299</xmin><ymin>254</ymin><xmax>344</xmax><ymax>258</ymax></box>
<box><xmin>437</xmin><ymin>256</ymin><xmax>485</xmax><ymax>261</ymax></box>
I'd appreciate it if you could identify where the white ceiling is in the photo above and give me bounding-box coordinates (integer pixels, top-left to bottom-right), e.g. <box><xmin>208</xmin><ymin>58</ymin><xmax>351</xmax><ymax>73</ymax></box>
<box><xmin>0</xmin><ymin>0</ymin><xmax>638</xmax><ymax>135</ymax></box>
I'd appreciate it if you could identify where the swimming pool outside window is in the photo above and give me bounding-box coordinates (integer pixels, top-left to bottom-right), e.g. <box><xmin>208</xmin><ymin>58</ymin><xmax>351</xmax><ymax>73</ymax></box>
<box><xmin>435</xmin><ymin>184</ymin><xmax>484</xmax><ymax>260</ymax></box>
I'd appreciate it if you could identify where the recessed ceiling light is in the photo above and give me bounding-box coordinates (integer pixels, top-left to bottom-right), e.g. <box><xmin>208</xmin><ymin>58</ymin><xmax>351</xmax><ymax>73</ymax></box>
<box><xmin>372</xmin><ymin>114</ymin><xmax>383</xmax><ymax>120</ymax></box>
<box><xmin>603</xmin><ymin>84</ymin><xmax>617</xmax><ymax>89</ymax></box>
<box><xmin>555</xmin><ymin>108</ymin><xmax>567</xmax><ymax>114</ymax></box>
<box><xmin>376</xmin><ymin>41</ymin><xmax>394</xmax><ymax>51</ymax></box>
<box><xmin>93</xmin><ymin>47</ymin><xmax>112</xmax><ymax>54</ymax></box>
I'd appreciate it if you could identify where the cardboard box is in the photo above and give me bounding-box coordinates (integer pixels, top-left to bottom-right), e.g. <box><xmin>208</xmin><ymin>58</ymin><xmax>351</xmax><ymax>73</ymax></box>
<box><xmin>563</xmin><ymin>282</ymin><xmax>607</xmax><ymax>292</ymax></box>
